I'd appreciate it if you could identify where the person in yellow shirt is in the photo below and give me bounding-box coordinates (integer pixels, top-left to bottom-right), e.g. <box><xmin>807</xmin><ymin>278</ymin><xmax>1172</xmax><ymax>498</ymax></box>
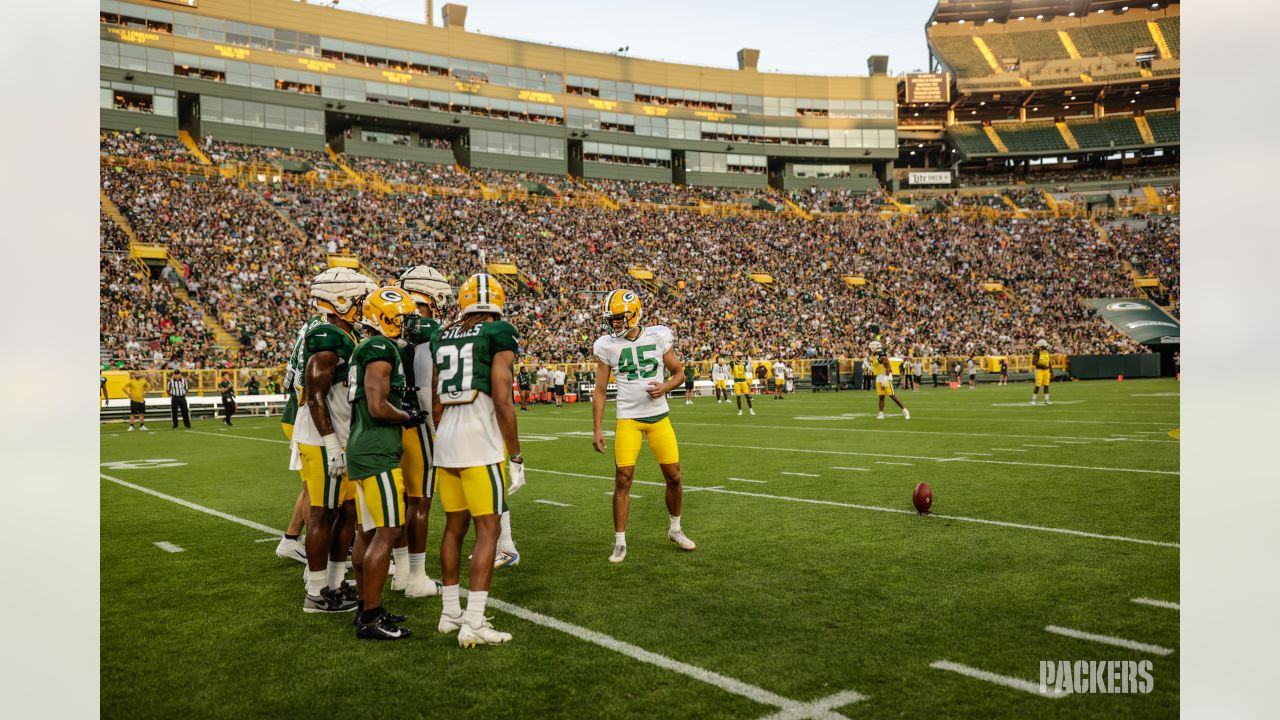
<box><xmin>122</xmin><ymin>372</ymin><xmax>150</xmax><ymax>431</ymax></box>
<box><xmin>1031</xmin><ymin>339</ymin><xmax>1053</xmax><ymax>405</ymax></box>
<box><xmin>869</xmin><ymin>341</ymin><xmax>909</xmax><ymax>421</ymax></box>
<box><xmin>730</xmin><ymin>352</ymin><xmax>755</xmax><ymax>416</ymax></box>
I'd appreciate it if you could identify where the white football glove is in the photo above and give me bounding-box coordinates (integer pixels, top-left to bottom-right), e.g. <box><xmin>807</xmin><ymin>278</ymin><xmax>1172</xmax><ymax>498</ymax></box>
<box><xmin>322</xmin><ymin>434</ymin><xmax>347</xmax><ymax>480</ymax></box>
<box><xmin>507</xmin><ymin>457</ymin><xmax>526</xmax><ymax>496</ymax></box>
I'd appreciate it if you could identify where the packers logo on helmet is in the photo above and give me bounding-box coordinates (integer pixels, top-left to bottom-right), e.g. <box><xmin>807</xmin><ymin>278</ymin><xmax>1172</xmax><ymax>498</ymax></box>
<box><xmin>457</xmin><ymin>273</ymin><xmax>506</xmax><ymax>317</ymax></box>
<box><xmin>310</xmin><ymin>267</ymin><xmax>377</xmax><ymax>324</ymax></box>
<box><xmin>362</xmin><ymin>287</ymin><xmax>420</xmax><ymax>347</ymax></box>
<box><xmin>602</xmin><ymin>289</ymin><xmax>642</xmax><ymax>338</ymax></box>
<box><xmin>396</xmin><ymin>265</ymin><xmax>452</xmax><ymax>319</ymax></box>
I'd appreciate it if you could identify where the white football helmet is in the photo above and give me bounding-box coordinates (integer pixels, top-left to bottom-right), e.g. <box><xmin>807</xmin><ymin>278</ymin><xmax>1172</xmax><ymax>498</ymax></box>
<box><xmin>310</xmin><ymin>267</ymin><xmax>377</xmax><ymax>324</ymax></box>
<box><xmin>869</xmin><ymin>340</ymin><xmax>883</xmax><ymax>352</ymax></box>
<box><xmin>1035</xmin><ymin>339</ymin><xmax>1049</xmax><ymax>348</ymax></box>
<box><xmin>397</xmin><ymin>265</ymin><xmax>452</xmax><ymax>318</ymax></box>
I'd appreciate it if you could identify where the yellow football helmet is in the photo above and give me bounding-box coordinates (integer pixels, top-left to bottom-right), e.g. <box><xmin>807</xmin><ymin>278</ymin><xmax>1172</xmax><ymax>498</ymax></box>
<box><xmin>310</xmin><ymin>267</ymin><xmax>377</xmax><ymax>324</ymax></box>
<box><xmin>457</xmin><ymin>273</ymin><xmax>506</xmax><ymax>317</ymax></box>
<box><xmin>396</xmin><ymin>265</ymin><xmax>452</xmax><ymax>319</ymax></box>
<box><xmin>361</xmin><ymin>286</ymin><xmax>420</xmax><ymax>347</ymax></box>
<box><xmin>602</xmin><ymin>289</ymin><xmax>642</xmax><ymax>338</ymax></box>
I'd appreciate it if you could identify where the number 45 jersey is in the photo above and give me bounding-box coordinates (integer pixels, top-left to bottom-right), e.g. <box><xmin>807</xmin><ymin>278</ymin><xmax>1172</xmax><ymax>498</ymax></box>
<box><xmin>430</xmin><ymin>319</ymin><xmax>520</xmax><ymax>468</ymax></box>
<box><xmin>593</xmin><ymin>325</ymin><xmax>675</xmax><ymax>421</ymax></box>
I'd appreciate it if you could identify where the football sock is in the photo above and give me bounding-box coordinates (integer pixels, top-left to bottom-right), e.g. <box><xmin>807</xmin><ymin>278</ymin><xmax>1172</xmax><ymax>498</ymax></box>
<box><xmin>326</xmin><ymin>561</ymin><xmax>346</xmax><ymax>591</ymax></box>
<box><xmin>498</xmin><ymin>511</ymin><xmax>514</xmax><ymax>550</ymax></box>
<box><xmin>615</xmin><ymin>531</ymin><xmax>626</xmax><ymax>546</ymax></box>
<box><xmin>669</xmin><ymin>515</ymin><xmax>681</xmax><ymax>533</ymax></box>
<box><xmin>464</xmin><ymin>591</ymin><xmax>488</xmax><ymax>627</ymax></box>
<box><xmin>409</xmin><ymin>552</ymin><xmax>426</xmax><ymax>578</ymax></box>
<box><xmin>442</xmin><ymin>584</ymin><xmax>462</xmax><ymax>616</ymax></box>
<box><xmin>306</xmin><ymin>568</ymin><xmax>327</xmax><ymax>596</ymax></box>
<box><xmin>1044</xmin><ymin>394</ymin><xmax>1050</xmax><ymax>402</ymax></box>
<box><xmin>392</xmin><ymin>546</ymin><xmax>409</xmax><ymax>573</ymax></box>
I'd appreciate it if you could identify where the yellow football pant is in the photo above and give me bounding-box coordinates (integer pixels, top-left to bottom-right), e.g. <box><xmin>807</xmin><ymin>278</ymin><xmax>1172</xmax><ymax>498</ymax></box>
<box><xmin>297</xmin><ymin>443</ymin><xmax>357</xmax><ymax>509</ymax></box>
<box><xmin>614</xmin><ymin>417</ymin><xmax>680</xmax><ymax>468</ymax></box>
<box><xmin>435</xmin><ymin>463</ymin><xmax>508</xmax><ymax>517</ymax></box>
<box><xmin>354</xmin><ymin>468</ymin><xmax>406</xmax><ymax>529</ymax></box>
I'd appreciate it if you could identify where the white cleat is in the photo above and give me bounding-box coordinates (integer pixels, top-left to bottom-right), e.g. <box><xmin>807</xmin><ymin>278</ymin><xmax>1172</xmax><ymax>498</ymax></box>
<box><xmin>391</xmin><ymin>565</ymin><xmax>408</xmax><ymax>591</ymax></box>
<box><xmin>668</xmin><ymin>530</ymin><xmax>696</xmax><ymax>551</ymax></box>
<box><xmin>458</xmin><ymin>618</ymin><xmax>512</xmax><ymax>648</ymax></box>
<box><xmin>127</xmin><ymin>426</ymin><xmax>135</xmax><ymax>432</ymax></box>
<box><xmin>749</xmin><ymin>409</ymin><xmax>756</xmax><ymax>416</ymax></box>
<box><xmin>876</xmin><ymin>412</ymin><xmax>885</xmax><ymax>420</ymax></box>
<box><xmin>405</xmin><ymin>575</ymin><xmax>442</xmax><ymax>598</ymax></box>
<box><xmin>275</xmin><ymin>537</ymin><xmax>307</xmax><ymax>563</ymax></box>
<box><xmin>737</xmin><ymin>410</ymin><xmax>743</xmax><ymax>416</ymax></box>
<box><xmin>438</xmin><ymin>611</ymin><xmax>466</xmax><ymax>634</ymax></box>
<box><xmin>494</xmin><ymin>548</ymin><xmax>521</xmax><ymax>569</ymax></box>
<box><xmin>1045</xmin><ymin>399</ymin><xmax>1052</xmax><ymax>405</ymax></box>
<box><xmin>139</xmin><ymin>425</ymin><xmax>149</xmax><ymax>431</ymax></box>
<box><xmin>608</xmin><ymin>544</ymin><xmax>627</xmax><ymax>563</ymax></box>
<box><xmin>903</xmin><ymin>409</ymin><xmax>910</xmax><ymax>421</ymax></box>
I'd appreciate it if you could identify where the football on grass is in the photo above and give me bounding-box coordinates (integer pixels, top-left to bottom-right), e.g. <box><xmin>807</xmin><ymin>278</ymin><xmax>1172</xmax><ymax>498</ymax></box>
<box><xmin>913</xmin><ymin>482</ymin><xmax>933</xmax><ymax>515</ymax></box>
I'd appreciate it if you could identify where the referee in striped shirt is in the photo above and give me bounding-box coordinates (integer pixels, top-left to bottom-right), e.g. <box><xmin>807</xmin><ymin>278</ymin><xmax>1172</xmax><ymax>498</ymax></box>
<box><xmin>168</xmin><ymin>371</ymin><xmax>191</xmax><ymax>429</ymax></box>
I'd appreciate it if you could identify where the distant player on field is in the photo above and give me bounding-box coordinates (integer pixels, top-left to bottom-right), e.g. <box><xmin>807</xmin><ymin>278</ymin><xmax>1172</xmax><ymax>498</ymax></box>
<box><xmin>712</xmin><ymin>357</ymin><xmax>729</xmax><ymax>403</ymax></box>
<box><xmin>683</xmin><ymin>361</ymin><xmax>696</xmax><ymax>404</ymax></box>
<box><xmin>592</xmin><ymin>289</ymin><xmax>696</xmax><ymax>563</ymax></box>
<box><xmin>870</xmin><ymin>341</ymin><xmax>909</xmax><ymax>420</ymax></box>
<box><xmin>123</xmin><ymin>372</ymin><xmax>149</xmax><ymax>431</ymax></box>
<box><xmin>1031</xmin><ymin>339</ymin><xmax>1053</xmax><ymax>405</ymax></box>
<box><xmin>730</xmin><ymin>352</ymin><xmax>755</xmax><ymax>416</ymax></box>
<box><xmin>772</xmin><ymin>360</ymin><xmax>787</xmax><ymax>399</ymax></box>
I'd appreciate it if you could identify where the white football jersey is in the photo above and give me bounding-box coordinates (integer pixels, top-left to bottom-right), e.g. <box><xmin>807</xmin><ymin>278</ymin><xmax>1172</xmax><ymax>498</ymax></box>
<box><xmin>291</xmin><ymin>382</ymin><xmax>353</xmax><ymax>447</ymax></box>
<box><xmin>772</xmin><ymin>362</ymin><xmax>786</xmax><ymax>379</ymax></box>
<box><xmin>411</xmin><ymin>344</ymin><xmax>436</xmax><ymax>432</ymax></box>
<box><xmin>593</xmin><ymin>326</ymin><xmax>675</xmax><ymax>420</ymax></box>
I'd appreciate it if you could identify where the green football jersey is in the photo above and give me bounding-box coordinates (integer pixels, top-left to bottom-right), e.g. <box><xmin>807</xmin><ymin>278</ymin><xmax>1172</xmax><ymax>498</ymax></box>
<box><xmin>431</xmin><ymin>320</ymin><xmax>519</xmax><ymax>405</ymax></box>
<box><xmin>281</xmin><ymin>316</ymin><xmax>322</xmax><ymax>426</ymax></box>
<box><xmin>346</xmin><ymin>335</ymin><xmax>408</xmax><ymax>480</ymax></box>
<box><xmin>399</xmin><ymin>318</ymin><xmax>441</xmax><ymax>412</ymax></box>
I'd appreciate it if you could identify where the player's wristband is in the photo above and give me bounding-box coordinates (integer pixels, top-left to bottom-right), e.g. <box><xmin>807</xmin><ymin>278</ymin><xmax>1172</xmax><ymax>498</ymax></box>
<box><xmin>510</xmin><ymin>454</ymin><xmax>523</xmax><ymax>464</ymax></box>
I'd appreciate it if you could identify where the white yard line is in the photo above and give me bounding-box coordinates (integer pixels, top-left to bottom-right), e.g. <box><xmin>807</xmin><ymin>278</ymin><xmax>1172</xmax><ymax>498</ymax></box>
<box><xmin>929</xmin><ymin>660</ymin><xmax>1064</xmax><ymax>698</ymax></box>
<box><xmin>954</xmin><ymin>452</ymin><xmax>992</xmax><ymax>456</ymax></box>
<box><xmin>780</xmin><ymin>471</ymin><xmax>820</xmax><ymax>477</ymax></box>
<box><xmin>1131</xmin><ymin>597</ymin><xmax>1180</xmax><ymax>611</ymax></box>
<box><xmin>603</xmin><ymin>492</ymin><xmax>643</xmax><ymax>498</ymax></box>
<box><xmin>1044</xmin><ymin>625</ymin><xmax>1175</xmax><ymax>655</ymax></box>
<box><xmin>253</xmin><ymin>536</ymin><xmax>279</xmax><ymax>543</ymax></box>
<box><xmin>102</xmin><ymin>473</ymin><xmax>863</xmax><ymax>718</ymax></box>
<box><xmin>154</xmin><ymin>541</ymin><xmax>184</xmax><ymax>553</ymax></box>
<box><xmin>875</xmin><ymin>461</ymin><xmax>914</xmax><ymax>467</ymax></box>
<box><xmin>990</xmin><ymin>448</ymin><xmax>1028</xmax><ymax>452</ymax></box>
<box><xmin>1023</xmin><ymin>444</ymin><xmax>1059</xmax><ymax>448</ymax></box>
<box><xmin>533</xmin><ymin>499</ymin><xmax>573</xmax><ymax>507</ymax></box>
<box><xmin>727</xmin><ymin>477</ymin><xmax>769</xmax><ymax>484</ymax></box>
<box><xmin>828</xmin><ymin>467</ymin><xmax>869</xmax><ymax>472</ymax></box>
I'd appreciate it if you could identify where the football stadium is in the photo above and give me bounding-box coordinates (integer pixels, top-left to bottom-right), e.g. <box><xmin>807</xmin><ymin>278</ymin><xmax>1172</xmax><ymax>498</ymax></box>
<box><xmin>99</xmin><ymin>0</ymin><xmax>1183</xmax><ymax>717</ymax></box>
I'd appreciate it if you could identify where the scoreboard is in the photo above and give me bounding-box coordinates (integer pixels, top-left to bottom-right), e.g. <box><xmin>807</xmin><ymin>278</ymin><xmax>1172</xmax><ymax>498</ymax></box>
<box><xmin>904</xmin><ymin>73</ymin><xmax>950</xmax><ymax>104</ymax></box>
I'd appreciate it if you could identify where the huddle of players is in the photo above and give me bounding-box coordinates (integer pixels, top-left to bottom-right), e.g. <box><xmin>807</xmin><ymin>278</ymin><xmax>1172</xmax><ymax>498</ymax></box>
<box><xmin>282</xmin><ymin>266</ymin><xmax>524</xmax><ymax>645</ymax></box>
<box><xmin>280</xmin><ymin>271</ymin><xmax>698</xmax><ymax>644</ymax></box>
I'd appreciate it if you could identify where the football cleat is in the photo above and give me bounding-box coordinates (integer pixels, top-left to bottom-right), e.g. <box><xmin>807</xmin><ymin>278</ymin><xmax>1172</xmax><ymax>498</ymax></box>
<box><xmin>139</xmin><ymin>425</ymin><xmax>149</xmax><ymax>431</ymax></box>
<box><xmin>749</xmin><ymin>409</ymin><xmax>756</xmax><ymax>416</ymax></box>
<box><xmin>405</xmin><ymin>576</ymin><xmax>442</xmax><ymax>598</ymax></box>
<box><xmin>495</xmin><ymin>549</ymin><xmax>521</xmax><ymax>569</ymax></box>
<box><xmin>1045</xmin><ymin>399</ymin><xmax>1052</xmax><ymax>405</ymax></box>
<box><xmin>336</xmin><ymin>581</ymin><xmax>358</xmax><ymax>603</ymax></box>
<box><xmin>876</xmin><ymin>412</ymin><xmax>885</xmax><ymax>420</ymax></box>
<box><xmin>608</xmin><ymin>544</ymin><xmax>627</xmax><ymax>563</ymax></box>
<box><xmin>127</xmin><ymin>426</ymin><xmax>135</xmax><ymax>432</ymax></box>
<box><xmin>738</xmin><ymin>410</ymin><xmax>743</xmax><ymax>416</ymax></box>
<box><xmin>903</xmin><ymin>409</ymin><xmax>910</xmax><ymax>420</ymax></box>
<box><xmin>356</xmin><ymin>612</ymin><xmax>411</xmax><ymax>641</ymax></box>
<box><xmin>668</xmin><ymin>530</ymin><xmax>696</xmax><ymax>551</ymax></box>
<box><xmin>303</xmin><ymin>587</ymin><xmax>357</xmax><ymax>614</ymax></box>
<box><xmin>458</xmin><ymin>618</ymin><xmax>512</xmax><ymax>648</ymax></box>
<box><xmin>438</xmin><ymin>611</ymin><xmax>466</xmax><ymax>634</ymax></box>
<box><xmin>391</xmin><ymin>565</ymin><xmax>409</xmax><ymax>591</ymax></box>
<box><xmin>274</xmin><ymin>537</ymin><xmax>307</xmax><ymax>563</ymax></box>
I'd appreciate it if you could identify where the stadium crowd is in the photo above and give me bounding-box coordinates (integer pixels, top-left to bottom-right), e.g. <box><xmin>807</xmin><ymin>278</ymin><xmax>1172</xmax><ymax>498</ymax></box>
<box><xmin>100</xmin><ymin>142</ymin><xmax>1174</xmax><ymax>369</ymax></box>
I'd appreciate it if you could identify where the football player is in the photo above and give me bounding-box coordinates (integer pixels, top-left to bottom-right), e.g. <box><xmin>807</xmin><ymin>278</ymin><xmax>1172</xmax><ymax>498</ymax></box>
<box><xmin>1031</xmin><ymin>339</ymin><xmax>1053</xmax><ymax>405</ymax></box>
<box><xmin>870</xmin><ymin>340</ymin><xmax>910</xmax><ymax>420</ymax></box>
<box><xmin>292</xmin><ymin>268</ymin><xmax>376</xmax><ymax>614</ymax></box>
<box><xmin>347</xmin><ymin>286</ymin><xmax>427</xmax><ymax>640</ymax></box>
<box><xmin>391</xmin><ymin>265</ymin><xmax>452</xmax><ymax>598</ymax></box>
<box><xmin>730</xmin><ymin>352</ymin><xmax>755</xmax><ymax>416</ymax></box>
<box><xmin>431</xmin><ymin>274</ymin><xmax>526</xmax><ymax>647</ymax></box>
<box><xmin>591</xmin><ymin>289</ymin><xmax>696</xmax><ymax>564</ymax></box>
<box><xmin>274</xmin><ymin>314</ymin><xmax>323</xmax><ymax>564</ymax></box>
<box><xmin>712</xmin><ymin>357</ymin><xmax>728</xmax><ymax>403</ymax></box>
<box><xmin>772</xmin><ymin>359</ymin><xmax>787</xmax><ymax>399</ymax></box>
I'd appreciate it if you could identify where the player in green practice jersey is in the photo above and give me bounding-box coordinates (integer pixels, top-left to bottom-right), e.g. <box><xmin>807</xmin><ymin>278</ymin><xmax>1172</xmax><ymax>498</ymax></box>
<box><xmin>431</xmin><ymin>274</ymin><xmax>526</xmax><ymax>648</ymax></box>
<box><xmin>346</xmin><ymin>287</ymin><xmax>428</xmax><ymax>640</ymax></box>
<box><xmin>387</xmin><ymin>265</ymin><xmax>452</xmax><ymax>598</ymax></box>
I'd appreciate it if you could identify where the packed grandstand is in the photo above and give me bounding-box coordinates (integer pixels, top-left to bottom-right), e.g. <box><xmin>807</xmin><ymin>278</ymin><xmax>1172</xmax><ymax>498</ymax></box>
<box><xmin>99</xmin><ymin>0</ymin><xmax>1179</xmax><ymax>378</ymax></box>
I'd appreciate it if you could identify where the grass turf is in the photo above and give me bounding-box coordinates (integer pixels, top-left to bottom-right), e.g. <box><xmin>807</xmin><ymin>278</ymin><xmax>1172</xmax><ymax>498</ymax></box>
<box><xmin>101</xmin><ymin>378</ymin><xmax>1179</xmax><ymax>719</ymax></box>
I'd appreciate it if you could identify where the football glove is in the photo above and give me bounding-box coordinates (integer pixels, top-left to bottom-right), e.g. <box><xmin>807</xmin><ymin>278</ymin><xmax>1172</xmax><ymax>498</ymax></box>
<box><xmin>401</xmin><ymin>409</ymin><xmax>429</xmax><ymax>429</ymax></box>
<box><xmin>507</xmin><ymin>456</ymin><xmax>526</xmax><ymax>496</ymax></box>
<box><xmin>321</xmin><ymin>434</ymin><xmax>347</xmax><ymax>481</ymax></box>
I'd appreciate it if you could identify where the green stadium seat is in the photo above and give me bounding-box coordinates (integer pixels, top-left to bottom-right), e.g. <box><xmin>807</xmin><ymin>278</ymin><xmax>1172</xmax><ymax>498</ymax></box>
<box><xmin>1100</xmin><ymin>116</ymin><xmax>1144</xmax><ymax>146</ymax></box>
<box><xmin>1066</xmin><ymin>118</ymin><xmax>1112</xmax><ymax>150</ymax></box>
<box><xmin>948</xmin><ymin>123</ymin><xmax>998</xmax><ymax>154</ymax></box>
<box><xmin>1156</xmin><ymin>17</ymin><xmax>1179</xmax><ymax>57</ymax></box>
<box><xmin>931</xmin><ymin>35</ymin><xmax>991</xmax><ymax>77</ymax></box>
<box><xmin>998</xmin><ymin>122</ymin><xmax>1068</xmax><ymax>153</ymax></box>
<box><xmin>1146</xmin><ymin>111</ymin><xmax>1180</xmax><ymax>144</ymax></box>
<box><xmin>1068</xmin><ymin>20</ymin><xmax>1154</xmax><ymax>57</ymax></box>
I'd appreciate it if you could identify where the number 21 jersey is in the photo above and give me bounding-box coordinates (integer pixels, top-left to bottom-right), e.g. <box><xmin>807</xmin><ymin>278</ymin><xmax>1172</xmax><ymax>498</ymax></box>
<box><xmin>430</xmin><ymin>319</ymin><xmax>520</xmax><ymax>468</ymax></box>
<box><xmin>593</xmin><ymin>325</ymin><xmax>675</xmax><ymax>421</ymax></box>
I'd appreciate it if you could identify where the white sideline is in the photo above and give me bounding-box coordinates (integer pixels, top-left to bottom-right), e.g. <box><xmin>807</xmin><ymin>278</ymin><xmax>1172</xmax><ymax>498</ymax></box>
<box><xmin>929</xmin><ymin>660</ymin><xmax>1064</xmax><ymax>698</ymax></box>
<box><xmin>1131</xmin><ymin>597</ymin><xmax>1180</xmax><ymax>611</ymax></box>
<box><xmin>101</xmin><ymin>473</ymin><xmax>865</xmax><ymax>718</ymax></box>
<box><xmin>672</xmin><ymin>421</ymin><xmax>1177</xmax><ymax>444</ymax></box>
<box><xmin>154</xmin><ymin>541</ymin><xmax>184</xmax><ymax>553</ymax></box>
<box><xmin>1044</xmin><ymin>625</ymin><xmax>1175</xmax><ymax>656</ymax></box>
<box><xmin>141</xmin><ymin>433</ymin><xmax>1179</xmax><ymax>547</ymax></box>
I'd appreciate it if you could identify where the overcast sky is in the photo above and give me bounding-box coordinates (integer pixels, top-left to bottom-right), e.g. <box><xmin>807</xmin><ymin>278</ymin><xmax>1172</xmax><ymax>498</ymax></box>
<box><xmin>324</xmin><ymin>0</ymin><xmax>940</xmax><ymax>75</ymax></box>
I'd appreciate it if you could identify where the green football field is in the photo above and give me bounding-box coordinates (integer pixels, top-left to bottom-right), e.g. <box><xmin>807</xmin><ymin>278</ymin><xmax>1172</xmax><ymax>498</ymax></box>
<box><xmin>100</xmin><ymin>378</ymin><xmax>1179</xmax><ymax>719</ymax></box>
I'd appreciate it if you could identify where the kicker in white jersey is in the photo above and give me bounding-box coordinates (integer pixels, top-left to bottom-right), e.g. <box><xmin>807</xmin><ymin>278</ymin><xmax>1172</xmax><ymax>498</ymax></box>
<box><xmin>592</xmin><ymin>325</ymin><xmax>676</xmax><ymax>419</ymax></box>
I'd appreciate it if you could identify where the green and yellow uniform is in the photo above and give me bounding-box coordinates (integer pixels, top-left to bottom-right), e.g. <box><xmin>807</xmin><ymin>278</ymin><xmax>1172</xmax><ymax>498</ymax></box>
<box><xmin>347</xmin><ymin>335</ymin><xmax>409</xmax><ymax>528</ymax></box>
<box><xmin>281</xmin><ymin>315</ymin><xmax>323</xmax><ymax>440</ymax></box>
<box><xmin>431</xmin><ymin>320</ymin><xmax>520</xmax><ymax>517</ymax></box>
<box><xmin>292</xmin><ymin>321</ymin><xmax>359</xmax><ymax>509</ymax></box>
<box><xmin>399</xmin><ymin>317</ymin><xmax>441</xmax><ymax>499</ymax></box>
<box><xmin>730</xmin><ymin>360</ymin><xmax>750</xmax><ymax>396</ymax></box>
<box><xmin>871</xmin><ymin>351</ymin><xmax>894</xmax><ymax>397</ymax></box>
<box><xmin>1033</xmin><ymin>348</ymin><xmax>1053</xmax><ymax>387</ymax></box>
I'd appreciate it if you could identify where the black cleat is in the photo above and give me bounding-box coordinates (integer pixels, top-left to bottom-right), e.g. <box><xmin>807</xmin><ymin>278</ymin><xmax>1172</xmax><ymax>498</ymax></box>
<box><xmin>356</xmin><ymin>612</ymin><xmax>411</xmax><ymax>640</ymax></box>
<box><xmin>337</xmin><ymin>581</ymin><xmax>358</xmax><ymax>602</ymax></box>
<box><xmin>303</xmin><ymin>587</ymin><xmax>357</xmax><ymax>614</ymax></box>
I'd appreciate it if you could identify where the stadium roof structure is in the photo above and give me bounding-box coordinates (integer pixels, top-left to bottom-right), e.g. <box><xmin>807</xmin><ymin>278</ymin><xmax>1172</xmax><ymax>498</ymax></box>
<box><xmin>928</xmin><ymin>0</ymin><xmax>1180</xmax><ymax>26</ymax></box>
